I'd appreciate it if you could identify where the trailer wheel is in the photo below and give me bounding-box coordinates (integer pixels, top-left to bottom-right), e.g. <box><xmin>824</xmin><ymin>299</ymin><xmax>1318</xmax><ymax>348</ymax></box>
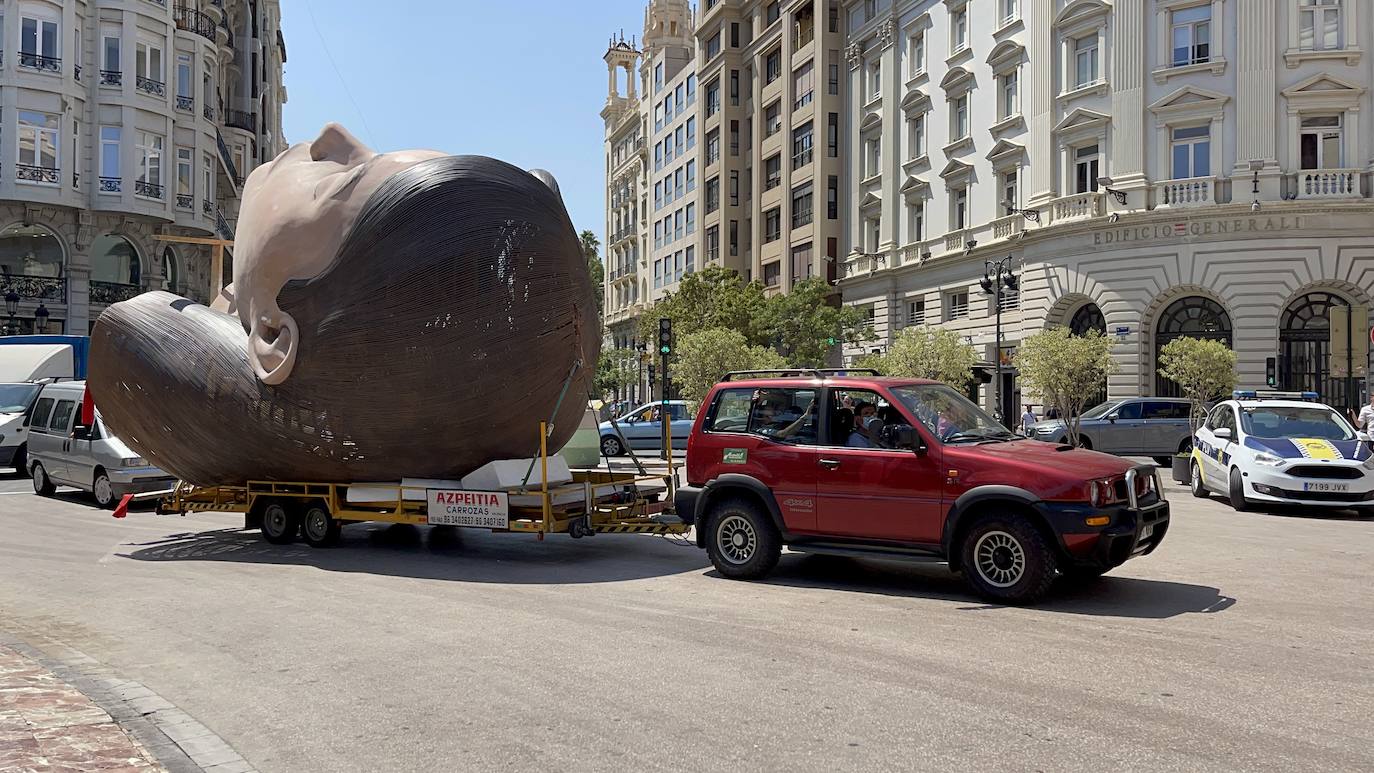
<box><xmin>260</xmin><ymin>501</ymin><xmax>299</xmax><ymax>545</ymax></box>
<box><xmin>301</xmin><ymin>504</ymin><xmax>341</xmax><ymax>548</ymax></box>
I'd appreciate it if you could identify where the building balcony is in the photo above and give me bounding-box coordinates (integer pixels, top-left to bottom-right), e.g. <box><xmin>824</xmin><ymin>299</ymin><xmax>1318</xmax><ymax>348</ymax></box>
<box><xmin>0</xmin><ymin>274</ymin><xmax>66</xmax><ymax>303</ymax></box>
<box><xmin>136</xmin><ymin>76</ymin><xmax>166</xmax><ymax>97</ymax></box>
<box><xmin>1047</xmin><ymin>191</ymin><xmax>1105</xmax><ymax>224</ymax></box>
<box><xmin>99</xmin><ymin>70</ymin><xmax>122</xmax><ymax>87</ymax></box>
<box><xmin>176</xmin><ymin>95</ymin><xmax>194</xmax><ymax>111</ymax></box>
<box><xmin>990</xmin><ymin>214</ymin><xmax>1025</xmax><ymax>240</ymax></box>
<box><xmin>174</xmin><ymin>5</ymin><xmax>218</xmax><ymax>42</ymax></box>
<box><xmin>15</xmin><ymin>165</ymin><xmax>59</xmax><ymax>185</ymax></box>
<box><xmin>135</xmin><ymin>180</ymin><xmax>164</xmax><ymax>199</ymax></box>
<box><xmin>89</xmin><ymin>281</ymin><xmax>141</xmax><ymax>305</ymax></box>
<box><xmin>176</xmin><ymin>193</ymin><xmax>194</xmax><ymax>210</ymax></box>
<box><xmin>1294</xmin><ymin>168</ymin><xmax>1362</xmax><ymax>199</ymax></box>
<box><xmin>18</xmin><ymin>53</ymin><xmax>60</xmax><ymax>73</ymax></box>
<box><xmin>944</xmin><ymin>229</ymin><xmax>971</xmax><ymax>253</ymax></box>
<box><xmin>214</xmin><ymin>205</ymin><xmax>234</xmax><ymax>241</ymax></box>
<box><xmin>99</xmin><ymin>177</ymin><xmax>122</xmax><ymax>193</ymax></box>
<box><xmin>1158</xmin><ymin>176</ymin><xmax>1217</xmax><ymax>208</ymax></box>
<box><xmin>224</xmin><ymin>109</ymin><xmax>255</xmax><ymax>133</ymax></box>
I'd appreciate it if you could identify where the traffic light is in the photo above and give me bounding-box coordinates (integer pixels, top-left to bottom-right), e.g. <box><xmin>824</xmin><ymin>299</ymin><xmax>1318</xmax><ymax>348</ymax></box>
<box><xmin>658</xmin><ymin>318</ymin><xmax>672</xmax><ymax>355</ymax></box>
<box><xmin>1266</xmin><ymin>357</ymin><xmax>1277</xmax><ymax>387</ymax></box>
<box><xmin>826</xmin><ymin>337</ymin><xmax>836</xmax><ymax>346</ymax></box>
<box><xmin>647</xmin><ymin>363</ymin><xmax>656</xmax><ymax>389</ymax></box>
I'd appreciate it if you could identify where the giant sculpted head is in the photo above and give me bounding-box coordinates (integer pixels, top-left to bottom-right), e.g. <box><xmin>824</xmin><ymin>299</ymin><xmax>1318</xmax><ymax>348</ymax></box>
<box><xmin>89</xmin><ymin>124</ymin><xmax>600</xmax><ymax>485</ymax></box>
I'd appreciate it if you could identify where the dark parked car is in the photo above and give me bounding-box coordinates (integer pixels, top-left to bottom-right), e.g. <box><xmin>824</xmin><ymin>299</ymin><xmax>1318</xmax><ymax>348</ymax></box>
<box><xmin>1029</xmin><ymin>397</ymin><xmax>1199</xmax><ymax>466</ymax></box>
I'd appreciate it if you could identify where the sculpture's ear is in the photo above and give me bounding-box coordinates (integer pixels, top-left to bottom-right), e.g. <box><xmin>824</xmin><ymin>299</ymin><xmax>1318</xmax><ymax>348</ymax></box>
<box><xmin>248</xmin><ymin>306</ymin><xmax>299</xmax><ymax>386</ymax></box>
<box><xmin>210</xmin><ymin>282</ymin><xmax>237</xmax><ymax>315</ymax></box>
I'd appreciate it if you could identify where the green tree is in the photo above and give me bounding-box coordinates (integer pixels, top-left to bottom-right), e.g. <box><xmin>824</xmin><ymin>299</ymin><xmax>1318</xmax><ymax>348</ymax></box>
<box><xmin>762</xmin><ymin>278</ymin><xmax>871</xmax><ymax>366</ymax></box>
<box><xmin>873</xmin><ymin>327</ymin><xmax>978</xmax><ymax>391</ymax></box>
<box><xmin>594</xmin><ymin>347</ymin><xmax>638</xmax><ymax>399</ymax></box>
<box><xmin>1158</xmin><ymin>336</ymin><xmax>1237</xmax><ymax>431</ymax></box>
<box><xmin>674</xmin><ymin>328</ymin><xmax>787</xmax><ymax>409</ymax></box>
<box><xmin>1016</xmin><ymin>327</ymin><xmax>1120</xmax><ymax>446</ymax></box>
<box><xmin>638</xmin><ymin>266</ymin><xmax>769</xmax><ymax>346</ymax></box>
<box><xmin>580</xmin><ymin>230</ymin><xmax>604</xmax><ymax>317</ymax></box>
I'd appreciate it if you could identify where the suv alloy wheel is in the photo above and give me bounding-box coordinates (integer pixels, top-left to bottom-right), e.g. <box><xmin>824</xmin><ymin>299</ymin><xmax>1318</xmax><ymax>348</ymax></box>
<box><xmin>704</xmin><ymin>497</ymin><xmax>781</xmax><ymax>579</ymax></box>
<box><xmin>960</xmin><ymin>515</ymin><xmax>1057</xmax><ymax>604</ymax></box>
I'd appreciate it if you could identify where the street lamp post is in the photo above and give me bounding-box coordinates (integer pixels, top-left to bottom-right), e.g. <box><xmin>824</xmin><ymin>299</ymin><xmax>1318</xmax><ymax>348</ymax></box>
<box><xmin>4</xmin><ymin>290</ymin><xmax>19</xmax><ymax>335</ymax></box>
<box><xmin>980</xmin><ymin>257</ymin><xmax>1019</xmax><ymax>426</ymax></box>
<box><xmin>34</xmin><ymin>303</ymin><xmax>49</xmax><ymax>333</ymax></box>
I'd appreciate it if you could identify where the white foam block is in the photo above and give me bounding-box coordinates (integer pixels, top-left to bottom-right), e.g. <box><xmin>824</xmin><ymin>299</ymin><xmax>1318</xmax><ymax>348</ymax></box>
<box><xmin>461</xmin><ymin>456</ymin><xmax>573</xmax><ymax>491</ymax></box>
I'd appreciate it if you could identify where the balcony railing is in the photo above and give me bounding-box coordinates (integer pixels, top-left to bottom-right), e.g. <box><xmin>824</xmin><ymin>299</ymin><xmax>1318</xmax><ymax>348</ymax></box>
<box><xmin>176</xmin><ymin>193</ymin><xmax>194</xmax><ymax>209</ymax></box>
<box><xmin>176</xmin><ymin>95</ymin><xmax>194</xmax><ymax>111</ymax></box>
<box><xmin>74</xmin><ymin>64</ymin><xmax>81</xmax><ymax>81</ymax></box>
<box><xmin>0</xmin><ymin>274</ymin><xmax>66</xmax><ymax>302</ymax></box>
<box><xmin>16</xmin><ymin>165</ymin><xmax>59</xmax><ymax>184</ymax></box>
<box><xmin>214</xmin><ymin>205</ymin><xmax>234</xmax><ymax>241</ymax></box>
<box><xmin>1297</xmin><ymin>169</ymin><xmax>1361</xmax><ymax>199</ymax></box>
<box><xmin>944</xmin><ymin>229</ymin><xmax>970</xmax><ymax>252</ymax></box>
<box><xmin>791</xmin><ymin>208</ymin><xmax>813</xmax><ymax>229</ymax></box>
<box><xmin>135</xmin><ymin>180</ymin><xmax>165</xmax><ymax>199</ymax></box>
<box><xmin>100</xmin><ymin>70</ymin><xmax>122</xmax><ymax>86</ymax></box>
<box><xmin>794</xmin><ymin>90</ymin><xmax>814</xmax><ymax>111</ymax></box>
<box><xmin>224</xmin><ymin>109</ymin><xmax>255</xmax><ymax>132</ymax></box>
<box><xmin>136</xmin><ymin>76</ymin><xmax>166</xmax><ymax>96</ymax></box>
<box><xmin>174</xmin><ymin>5</ymin><xmax>217</xmax><ymax>42</ymax></box>
<box><xmin>203</xmin><ymin>199</ymin><xmax>213</xmax><ymax>215</ymax></box>
<box><xmin>90</xmin><ymin>281</ymin><xmax>142</xmax><ymax>305</ymax></box>
<box><xmin>203</xmin><ymin>104</ymin><xmax>215</xmax><ymax>121</ymax></box>
<box><xmin>842</xmin><ymin>254</ymin><xmax>880</xmax><ymax>278</ymax></box>
<box><xmin>19</xmin><ymin>52</ymin><xmax>60</xmax><ymax>72</ymax></box>
<box><xmin>99</xmin><ymin>177</ymin><xmax>123</xmax><ymax>193</ymax></box>
<box><xmin>991</xmin><ymin>214</ymin><xmax>1024</xmax><ymax>240</ymax></box>
<box><xmin>215</xmin><ymin>129</ymin><xmax>240</xmax><ymax>185</ymax></box>
<box><xmin>1047</xmin><ymin>191</ymin><xmax>1105</xmax><ymax>224</ymax></box>
<box><xmin>1160</xmin><ymin>176</ymin><xmax>1216</xmax><ymax>208</ymax></box>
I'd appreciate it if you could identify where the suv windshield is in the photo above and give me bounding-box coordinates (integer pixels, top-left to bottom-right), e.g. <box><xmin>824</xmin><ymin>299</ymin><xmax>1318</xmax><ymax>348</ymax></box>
<box><xmin>890</xmin><ymin>384</ymin><xmax>1017</xmax><ymax>443</ymax></box>
<box><xmin>0</xmin><ymin>383</ymin><xmax>41</xmax><ymax>414</ymax></box>
<box><xmin>1081</xmin><ymin>401</ymin><xmax>1121</xmax><ymax>420</ymax></box>
<box><xmin>1241</xmin><ymin>405</ymin><xmax>1354</xmax><ymax>441</ymax></box>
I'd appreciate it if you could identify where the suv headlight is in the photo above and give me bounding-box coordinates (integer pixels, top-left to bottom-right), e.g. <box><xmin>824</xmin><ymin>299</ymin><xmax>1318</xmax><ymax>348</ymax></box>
<box><xmin>1253</xmin><ymin>452</ymin><xmax>1285</xmax><ymax>468</ymax></box>
<box><xmin>121</xmin><ymin>456</ymin><xmax>147</xmax><ymax>468</ymax></box>
<box><xmin>1035</xmin><ymin>426</ymin><xmax>1055</xmax><ymax>435</ymax></box>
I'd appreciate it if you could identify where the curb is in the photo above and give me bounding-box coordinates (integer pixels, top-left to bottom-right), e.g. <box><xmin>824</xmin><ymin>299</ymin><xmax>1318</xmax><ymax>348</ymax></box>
<box><xmin>0</xmin><ymin>631</ymin><xmax>256</xmax><ymax>773</ymax></box>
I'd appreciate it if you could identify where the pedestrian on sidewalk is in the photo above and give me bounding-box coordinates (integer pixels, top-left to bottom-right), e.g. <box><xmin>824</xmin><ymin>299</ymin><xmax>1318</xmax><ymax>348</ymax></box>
<box><xmin>1021</xmin><ymin>404</ymin><xmax>1038</xmax><ymax>436</ymax></box>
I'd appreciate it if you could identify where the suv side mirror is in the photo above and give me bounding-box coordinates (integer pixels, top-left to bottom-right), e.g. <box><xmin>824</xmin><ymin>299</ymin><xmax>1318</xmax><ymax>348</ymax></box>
<box><xmin>886</xmin><ymin>424</ymin><xmax>927</xmax><ymax>455</ymax></box>
<box><xmin>1106</xmin><ymin>413</ymin><xmax>1117</xmax><ymax>423</ymax></box>
<box><xmin>72</xmin><ymin>424</ymin><xmax>90</xmax><ymax>440</ymax></box>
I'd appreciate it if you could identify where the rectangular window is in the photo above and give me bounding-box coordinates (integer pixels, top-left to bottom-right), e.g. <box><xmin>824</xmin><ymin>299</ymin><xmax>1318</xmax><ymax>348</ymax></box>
<box><xmin>828</xmin><ymin>175</ymin><xmax>839</xmax><ymax>219</ymax></box>
<box><xmin>866</xmin><ymin>217</ymin><xmax>881</xmax><ymax>253</ymax></box>
<box><xmin>729</xmin><ymin>220</ymin><xmax>739</xmax><ymax>256</ymax></box>
<box><xmin>765</xmin><ymin>102</ymin><xmax>782</xmax><ymax>136</ymax></box>
<box><xmin>1002</xmin><ymin>170</ymin><xmax>1019</xmax><ymax>213</ymax></box>
<box><xmin>729</xmin><ymin>120</ymin><xmax>739</xmax><ymax>156</ymax></box>
<box><xmin>176</xmin><ymin>54</ymin><xmax>193</xmax><ymax>101</ymax></box>
<box><xmin>1299</xmin><ymin>0</ymin><xmax>1342</xmax><ymax>51</ymax></box>
<box><xmin>1170</xmin><ymin>124</ymin><xmax>1211</xmax><ymax>178</ymax></box>
<box><xmin>676</xmin><ymin>83</ymin><xmax>685</xmax><ymax>110</ymax></box>
<box><xmin>686</xmin><ymin>116</ymin><xmax>696</xmax><ymax>148</ymax></box>
<box><xmin>706</xmin><ymin>79</ymin><xmax>721</xmax><ymax>116</ymax></box>
<box><xmin>952</xmin><ymin>94</ymin><xmax>969</xmax><ymax>139</ymax></box>
<box><xmin>766</xmin><ymin>1</ymin><xmax>781</xmax><ymax>25</ymax></box>
<box><xmin>1074</xmin><ymin>144</ymin><xmax>1101</xmax><ymax>193</ymax></box>
<box><xmin>203</xmin><ymin>154</ymin><xmax>213</xmax><ymax>204</ymax></box>
<box><xmin>763</xmin><ymin>261</ymin><xmax>781</xmax><ymax>287</ymax></box>
<box><xmin>654</xmin><ymin>181</ymin><xmax>663</xmax><ymax>211</ymax></box>
<box><xmin>663</xmin><ymin>175</ymin><xmax>673</xmax><ymax>205</ymax></box>
<box><xmin>865</xmin><ymin>137</ymin><xmax>881</xmax><ymax>177</ymax></box>
<box><xmin>653</xmin><ymin>221</ymin><xmax>662</xmax><ymax>249</ymax></box>
<box><xmin>136</xmin><ymin>41</ymin><xmax>164</xmax><ymax>84</ymax></box>
<box><xmin>1074</xmin><ymin>34</ymin><xmax>1099</xmax><ymax>87</ymax></box>
<box><xmin>30</xmin><ymin>397</ymin><xmax>54</xmax><ymax>430</ymax></box>
<box><xmin>18</xmin><ymin>111</ymin><xmax>60</xmax><ymax>173</ymax></box>
<box><xmin>685</xmin><ymin>246</ymin><xmax>695</xmax><ymax>274</ymax></box>
<box><xmin>1000</xmin><ymin>69</ymin><xmax>1019</xmax><ymax>119</ymax></box>
<box><xmin>791</xmin><ymin>242</ymin><xmax>813</xmax><ymax>282</ymax></box>
<box><xmin>655</xmin><ymin>63</ymin><xmax>664</xmax><ymax>89</ymax></box>
<box><xmin>706</xmin><ymin>130</ymin><xmax>720</xmax><ymax>165</ymax></box>
<box><xmin>907</xmin><ymin>298</ymin><xmax>926</xmax><ymax>325</ymax></box>
<box><xmin>952</xmin><ymin>7</ymin><xmax>968</xmax><ymax>52</ymax></box>
<box><xmin>909</xmin><ymin>113</ymin><xmax>926</xmax><ymax>158</ymax></box>
<box><xmin>791</xmin><ymin>182</ymin><xmax>814</xmax><ymax>228</ymax></box>
<box><xmin>103</xmin><ymin>30</ymin><xmax>120</xmax><ymax>75</ymax></box>
<box><xmin>909</xmin><ymin>31</ymin><xmax>925</xmax><ymax>77</ymax></box>
<box><xmin>686</xmin><ymin>159</ymin><xmax>696</xmax><ymax>191</ymax></box>
<box><xmin>654</xmin><ymin>142</ymin><xmax>663</xmax><ymax>171</ymax></box>
<box><xmin>909</xmin><ymin>200</ymin><xmax>925</xmax><ymax>241</ymax></box>
<box><xmin>20</xmin><ymin>16</ymin><xmax>59</xmax><ymax>67</ymax></box>
<box><xmin>827</xmin><ymin>112</ymin><xmax>839</xmax><ymax>157</ymax></box>
<box><xmin>686</xmin><ymin>203</ymin><xmax>696</xmax><ymax>234</ymax></box>
<box><xmin>675</xmin><ymin>168</ymin><xmax>684</xmax><ymax>199</ymax></box>
<box><xmin>952</xmin><ymin>187</ymin><xmax>968</xmax><ymax>230</ymax></box>
<box><xmin>764</xmin><ymin>208</ymin><xmax>781</xmax><ymax>242</ymax></box>
<box><xmin>1171</xmin><ymin>5</ymin><xmax>1211</xmax><ymax>66</ymax></box>
<box><xmin>792</xmin><ymin>122</ymin><xmax>814</xmax><ymax>168</ymax></box>
<box><xmin>945</xmin><ymin>291</ymin><xmax>969</xmax><ymax>321</ymax></box>
<box><xmin>654</xmin><ymin>259</ymin><xmax>662</xmax><ymax>288</ymax></box>
<box><xmin>1001</xmin><ymin>0</ymin><xmax>1019</xmax><ymax>25</ymax></box>
<box><xmin>868</xmin><ymin>60</ymin><xmax>881</xmax><ymax>99</ymax></box>
<box><xmin>730</xmin><ymin>69</ymin><xmax>740</xmax><ymax>106</ymax></box>
<box><xmin>705</xmin><ymin>225</ymin><xmax>720</xmax><ymax>262</ymax></box>
<box><xmin>686</xmin><ymin>74</ymin><xmax>697</xmax><ymax>103</ymax></box>
<box><xmin>765</xmin><ymin>154</ymin><xmax>782</xmax><ymax>189</ymax></box>
<box><xmin>731</xmin><ymin>21</ymin><xmax>740</xmax><ymax>48</ymax></box>
<box><xmin>828</xmin><ymin>57</ymin><xmax>840</xmax><ymax>95</ymax></box>
<box><xmin>706</xmin><ymin>177</ymin><xmax>721</xmax><ymax>213</ymax></box>
<box><xmin>706</xmin><ymin>31</ymin><xmax>722</xmax><ymax>59</ymax></box>
<box><xmin>675</xmin><ymin>210</ymin><xmax>684</xmax><ymax>241</ymax></box>
<box><xmin>664</xmin><ymin>136</ymin><xmax>674</xmax><ymax>164</ymax></box>
<box><xmin>1300</xmin><ymin>114</ymin><xmax>1342</xmax><ymax>169</ymax></box>
<box><xmin>673</xmin><ymin>126</ymin><xmax>683</xmax><ymax>156</ymax></box>
<box><xmin>176</xmin><ymin>147</ymin><xmax>193</xmax><ymax>203</ymax></box>
<box><xmin>136</xmin><ymin>132</ymin><xmax>163</xmax><ymax>192</ymax></box>
<box><xmin>729</xmin><ymin>170</ymin><xmax>739</xmax><ymax>205</ymax></box>
<box><xmin>765</xmin><ymin>48</ymin><xmax>782</xmax><ymax>83</ymax></box>
<box><xmin>794</xmin><ymin>62</ymin><xmax>814</xmax><ymax>110</ymax></box>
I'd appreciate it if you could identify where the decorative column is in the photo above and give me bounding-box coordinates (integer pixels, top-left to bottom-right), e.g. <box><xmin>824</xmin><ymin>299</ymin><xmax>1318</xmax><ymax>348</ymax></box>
<box><xmin>1109</xmin><ymin>0</ymin><xmax>1147</xmax><ymax>190</ymax></box>
<box><xmin>878</xmin><ymin>16</ymin><xmax>900</xmax><ymax>256</ymax></box>
<box><xmin>1234</xmin><ymin>1</ymin><xmax>1280</xmax><ymax>197</ymax></box>
<box><xmin>845</xmin><ymin>41</ymin><xmax>865</xmax><ymax>259</ymax></box>
<box><xmin>1025</xmin><ymin>0</ymin><xmax>1056</xmax><ymax>205</ymax></box>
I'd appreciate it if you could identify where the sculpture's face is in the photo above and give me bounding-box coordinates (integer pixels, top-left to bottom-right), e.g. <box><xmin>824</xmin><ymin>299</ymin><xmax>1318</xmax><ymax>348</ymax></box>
<box><xmin>233</xmin><ymin>123</ymin><xmax>445</xmax><ymax>384</ymax></box>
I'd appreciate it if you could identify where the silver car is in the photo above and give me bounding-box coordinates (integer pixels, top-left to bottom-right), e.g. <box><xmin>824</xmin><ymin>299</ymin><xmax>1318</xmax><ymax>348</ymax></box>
<box><xmin>1029</xmin><ymin>397</ymin><xmax>1198</xmax><ymax>465</ymax></box>
<box><xmin>26</xmin><ymin>382</ymin><xmax>175</xmax><ymax>508</ymax></box>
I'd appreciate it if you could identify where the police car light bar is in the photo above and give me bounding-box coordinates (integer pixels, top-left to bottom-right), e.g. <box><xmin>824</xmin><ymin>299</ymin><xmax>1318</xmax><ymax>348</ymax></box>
<box><xmin>1232</xmin><ymin>390</ymin><xmax>1320</xmax><ymax>401</ymax></box>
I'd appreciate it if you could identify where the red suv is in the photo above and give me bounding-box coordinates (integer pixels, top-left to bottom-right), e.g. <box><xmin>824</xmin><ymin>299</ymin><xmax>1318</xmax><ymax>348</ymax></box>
<box><xmin>674</xmin><ymin>370</ymin><xmax>1170</xmax><ymax>604</ymax></box>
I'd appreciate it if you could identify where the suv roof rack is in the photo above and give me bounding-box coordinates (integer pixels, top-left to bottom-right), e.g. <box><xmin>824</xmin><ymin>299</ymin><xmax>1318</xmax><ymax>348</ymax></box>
<box><xmin>721</xmin><ymin>368</ymin><xmax>882</xmax><ymax>382</ymax></box>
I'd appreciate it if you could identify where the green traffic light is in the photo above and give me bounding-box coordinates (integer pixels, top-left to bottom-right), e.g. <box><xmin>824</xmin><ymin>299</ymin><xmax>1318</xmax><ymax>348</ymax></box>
<box><xmin>826</xmin><ymin>337</ymin><xmax>836</xmax><ymax>346</ymax></box>
<box><xmin>660</xmin><ymin>345</ymin><xmax>671</xmax><ymax>354</ymax></box>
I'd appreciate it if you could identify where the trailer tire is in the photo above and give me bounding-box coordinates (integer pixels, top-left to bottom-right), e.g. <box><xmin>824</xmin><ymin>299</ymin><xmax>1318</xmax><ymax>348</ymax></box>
<box><xmin>260</xmin><ymin>501</ymin><xmax>299</xmax><ymax>545</ymax></box>
<box><xmin>301</xmin><ymin>504</ymin><xmax>341</xmax><ymax>548</ymax></box>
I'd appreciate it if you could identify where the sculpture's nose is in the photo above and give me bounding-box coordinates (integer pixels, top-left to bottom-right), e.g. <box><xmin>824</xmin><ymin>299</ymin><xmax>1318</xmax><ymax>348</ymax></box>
<box><xmin>309</xmin><ymin>123</ymin><xmax>371</xmax><ymax>166</ymax></box>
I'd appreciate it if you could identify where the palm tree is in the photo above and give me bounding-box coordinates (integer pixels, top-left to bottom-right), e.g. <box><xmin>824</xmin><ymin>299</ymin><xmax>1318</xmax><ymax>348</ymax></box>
<box><xmin>580</xmin><ymin>230</ymin><xmax>604</xmax><ymax>315</ymax></box>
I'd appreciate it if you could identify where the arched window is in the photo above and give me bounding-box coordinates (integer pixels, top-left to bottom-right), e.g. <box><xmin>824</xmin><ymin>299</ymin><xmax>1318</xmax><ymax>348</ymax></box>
<box><xmin>0</xmin><ymin>223</ymin><xmax>65</xmax><ymax>279</ymax></box>
<box><xmin>1281</xmin><ymin>291</ymin><xmax>1352</xmax><ymax>406</ymax></box>
<box><xmin>1069</xmin><ymin>302</ymin><xmax>1108</xmax><ymax>407</ymax></box>
<box><xmin>1155</xmin><ymin>296</ymin><xmax>1231</xmax><ymax>397</ymax></box>
<box><xmin>160</xmin><ymin>246</ymin><xmax>179</xmax><ymax>293</ymax></box>
<box><xmin>90</xmin><ymin>235</ymin><xmax>143</xmax><ymax>304</ymax></box>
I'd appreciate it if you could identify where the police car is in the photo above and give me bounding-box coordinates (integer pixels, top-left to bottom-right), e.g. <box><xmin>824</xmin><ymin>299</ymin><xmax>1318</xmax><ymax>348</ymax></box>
<box><xmin>1189</xmin><ymin>390</ymin><xmax>1374</xmax><ymax>510</ymax></box>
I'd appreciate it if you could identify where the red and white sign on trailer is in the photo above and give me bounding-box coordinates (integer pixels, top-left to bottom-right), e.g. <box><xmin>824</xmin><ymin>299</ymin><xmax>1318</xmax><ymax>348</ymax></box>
<box><xmin>426</xmin><ymin>489</ymin><xmax>510</xmax><ymax>529</ymax></box>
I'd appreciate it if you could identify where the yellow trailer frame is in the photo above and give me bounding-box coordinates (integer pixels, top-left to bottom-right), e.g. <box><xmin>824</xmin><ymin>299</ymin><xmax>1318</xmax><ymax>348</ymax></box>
<box><xmin>152</xmin><ymin>421</ymin><xmax>689</xmax><ymax>541</ymax></box>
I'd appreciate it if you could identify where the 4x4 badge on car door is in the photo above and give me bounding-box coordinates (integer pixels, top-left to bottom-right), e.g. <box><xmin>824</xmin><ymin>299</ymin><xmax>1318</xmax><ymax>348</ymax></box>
<box><xmin>722</xmin><ymin>448</ymin><xmax>747</xmax><ymax>464</ymax></box>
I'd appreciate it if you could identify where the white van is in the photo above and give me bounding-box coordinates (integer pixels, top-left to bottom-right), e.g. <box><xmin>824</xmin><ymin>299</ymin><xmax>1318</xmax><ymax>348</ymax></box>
<box><xmin>0</xmin><ymin>382</ymin><xmax>45</xmax><ymax>470</ymax></box>
<box><xmin>25</xmin><ymin>382</ymin><xmax>175</xmax><ymax>507</ymax></box>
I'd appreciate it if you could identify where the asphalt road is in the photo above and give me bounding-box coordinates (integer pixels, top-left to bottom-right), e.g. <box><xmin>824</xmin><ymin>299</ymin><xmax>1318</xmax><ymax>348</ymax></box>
<box><xmin>0</xmin><ymin>468</ymin><xmax>1370</xmax><ymax>772</ymax></box>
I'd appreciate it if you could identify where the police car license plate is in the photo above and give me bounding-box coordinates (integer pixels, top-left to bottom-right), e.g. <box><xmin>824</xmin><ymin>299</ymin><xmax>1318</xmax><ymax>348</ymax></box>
<box><xmin>1302</xmin><ymin>482</ymin><xmax>1348</xmax><ymax>493</ymax></box>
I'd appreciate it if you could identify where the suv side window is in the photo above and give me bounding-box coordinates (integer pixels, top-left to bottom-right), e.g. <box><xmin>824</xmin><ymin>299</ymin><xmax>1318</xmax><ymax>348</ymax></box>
<box><xmin>29</xmin><ymin>397</ymin><xmax>54</xmax><ymax>430</ymax></box>
<box><xmin>746</xmin><ymin>388</ymin><xmax>818</xmax><ymax>445</ymax></box>
<box><xmin>49</xmin><ymin>400</ymin><xmax>76</xmax><ymax>433</ymax></box>
<box><xmin>1143</xmin><ymin>401</ymin><xmax>1187</xmax><ymax>420</ymax></box>
<box><xmin>1115</xmin><ymin>401</ymin><xmax>1143</xmax><ymax>420</ymax></box>
<box><xmin>827</xmin><ymin>388</ymin><xmax>895</xmax><ymax>446</ymax></box>
<box><xmin>705</xmin><ymin>389</ymin><xmax>754</xmax><ymax>433</ymax></box>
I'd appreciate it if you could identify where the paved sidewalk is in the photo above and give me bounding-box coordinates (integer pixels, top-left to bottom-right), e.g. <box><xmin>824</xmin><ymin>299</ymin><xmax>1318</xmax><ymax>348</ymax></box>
<box><xmin>0</xmin><ymin>643</ymin><xmax>165</xmax><ymax>772</ymax></box>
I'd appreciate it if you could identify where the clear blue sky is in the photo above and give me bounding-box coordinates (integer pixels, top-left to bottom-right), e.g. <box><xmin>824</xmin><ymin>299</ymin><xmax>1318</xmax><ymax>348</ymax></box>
<box><xmin>280</xmin><ymin>0</ymin><xmax>654</xmax><ymax>251</ymax></box>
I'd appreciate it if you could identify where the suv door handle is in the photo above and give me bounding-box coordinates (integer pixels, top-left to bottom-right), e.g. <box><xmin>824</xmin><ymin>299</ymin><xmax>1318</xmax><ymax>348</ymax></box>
<box><xmin>818</xmin><ymin>458</ymin><xmax>841</xmax><ymax>469</ymax></box>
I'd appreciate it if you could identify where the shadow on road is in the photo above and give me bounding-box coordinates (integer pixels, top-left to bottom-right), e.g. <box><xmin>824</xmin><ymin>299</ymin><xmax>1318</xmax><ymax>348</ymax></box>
<box><xmin>1194</xmin><ymin>494</ymin><xmax>1374</xmax><ymax>522</ymax></box>
<box><xmin>734</xmin><ymin>554</ymin><xmax>1235</xmax><ymax>619</ymax></box>
<box><xmin>118</xmin><ymin>523</ymin><xmax>710</xmax><ymax>585</ymax></box>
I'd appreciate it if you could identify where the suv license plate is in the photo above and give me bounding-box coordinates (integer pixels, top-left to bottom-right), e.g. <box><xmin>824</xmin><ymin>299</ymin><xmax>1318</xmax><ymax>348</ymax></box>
<box><xmin>1302</xmin><ymin>482</ymin><xmax>1349</xmax><ymax>493</ymax></box>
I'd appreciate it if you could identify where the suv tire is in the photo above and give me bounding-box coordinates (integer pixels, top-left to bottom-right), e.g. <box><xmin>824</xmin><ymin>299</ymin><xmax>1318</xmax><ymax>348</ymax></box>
<box><xmin>960</xmin><ymin>515</ymin><xmax>1058</xmax><ymax>605</ymax></box>
<box><xmin>705</xmin><ymin>497</ymin><xmax>781</xmax><ymax>580</ymax></box>
<box><xmin>1228</xmin><ymin>468</ymin><xmax>1250</xmax><ymax>512</ymax></box>
<box><xmin>1190</xmin><ymin>461</ymin><xmax>1209</xmax><ymax>498</ymax></box>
